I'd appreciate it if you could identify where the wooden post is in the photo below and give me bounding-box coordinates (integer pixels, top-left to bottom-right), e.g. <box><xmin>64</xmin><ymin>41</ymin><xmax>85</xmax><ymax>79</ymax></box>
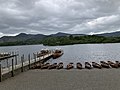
<box><xmin>11</xmin><ymin>59</ymin><xmax>14</xmax><ymax>77</ymax></box>
<box><xmin>37</xmin><ymin>52</ymin><xmax>38</xmax><ymax>62</ymax></box>
<box><xmin>34</xmin><ymin>53</ymin><xmax>36</xmax><ymax>62</ymax></box>
<box><xmin>33</xmin><ymin>53</ymin><xmax>36</xmax><ymax>66</ymax></box>
<box><xmin>28</xmin><ymin>54</ymin><xmax>31</xmax><ymax>69</ymax></box>
<box><xmin>0</xmin><ymin>62</ymin><xmax>2</xmax><ymax>82</ymax></box>
<box><xmin>23</xmin><ymin>54</ymin><xmax>24</xmax><ymax>62</ymax></box>
<box><xmin>6</xmin><ymin>59</ymin><xmax>9</xmax><ymax>68</ymax></box>
<box><xmin>12</xmin><ymin>52</ymin><xmax>14</xmax><ymax>56</ymax></box>
<box><xmin>21</xmin><ymin>56</ymin><xmax>24</xmax><ymax>72</ymax></box>
<box><xmin>15</xmin><ymin>52</ymin><xmax>18</xmax><ymax>66</ymax></box>
<box><xmin>39</xmin><ymin>57</ymin><xmax>42</xmax><ymax>66</ymax></box>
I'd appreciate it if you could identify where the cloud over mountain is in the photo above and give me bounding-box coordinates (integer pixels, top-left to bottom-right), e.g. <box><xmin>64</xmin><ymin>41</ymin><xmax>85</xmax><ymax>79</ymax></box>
<box><xmin>0</xmin><ymin>0</ymin><xmax>120</xmax><ymax>37</ymax></box>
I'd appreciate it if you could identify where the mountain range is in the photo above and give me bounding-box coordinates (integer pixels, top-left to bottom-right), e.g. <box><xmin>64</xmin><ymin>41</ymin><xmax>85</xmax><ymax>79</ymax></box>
<box><xmin>96</xmin><ymin>31</ymin><xmax>120</xmax><ymax>37</ymax></box>
<box><xmin>0</xmin><ymin>31</ymin><xmax>120</xmax><ymax>44</ymax></box>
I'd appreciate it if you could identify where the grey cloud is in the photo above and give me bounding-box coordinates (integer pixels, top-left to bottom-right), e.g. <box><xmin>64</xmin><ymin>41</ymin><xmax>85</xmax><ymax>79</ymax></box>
<box><xmin>0</xmin><ymin>0</ymin><xmax>120</xmax><ymax>36</ymax></box>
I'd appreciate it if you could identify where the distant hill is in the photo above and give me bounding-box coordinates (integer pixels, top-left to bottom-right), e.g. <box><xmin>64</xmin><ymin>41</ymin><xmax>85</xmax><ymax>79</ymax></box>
<box><xmin>50</xmin><ymin>32</ymin><xmax>70</xmax><ymax>37</ymax></box>
<box><xmin>96</xmin><ymin>31</ymin><xmax>120</xmax><ymax>37</ymax></box>
<box><xmin>0</xmin><ymin>31</ymin><xmax>120</xmax><ymax>45</ymax></box>
<box><xmin>0</xmin><ymin>33</ymin><xmax>46</xmax><ymax>43</ymax></box>
<box><xmin>50</xmin><ymin>32</ymin><xmax>85</xmax><ymax>37</ymax></box>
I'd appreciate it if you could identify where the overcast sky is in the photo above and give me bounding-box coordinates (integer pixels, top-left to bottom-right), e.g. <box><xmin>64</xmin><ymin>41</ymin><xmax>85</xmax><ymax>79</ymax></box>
<box><xmin>0</xmin><ymin>0</ymin><xmax>120</xmax><ymax>37</ymax></box>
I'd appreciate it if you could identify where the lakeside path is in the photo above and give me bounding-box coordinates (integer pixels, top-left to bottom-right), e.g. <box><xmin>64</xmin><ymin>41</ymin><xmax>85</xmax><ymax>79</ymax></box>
<box><xmin>0</xmin><ymin>69</ymin><xmax>120</xmax><ymax>90</ymax></box>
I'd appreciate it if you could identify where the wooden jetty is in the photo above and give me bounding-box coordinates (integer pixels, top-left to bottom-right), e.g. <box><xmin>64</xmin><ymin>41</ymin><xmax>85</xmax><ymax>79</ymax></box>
<box><xmin>0</xmin><ymin>51</ymin><xmax>53</xmax><ymax>82</ymax></box>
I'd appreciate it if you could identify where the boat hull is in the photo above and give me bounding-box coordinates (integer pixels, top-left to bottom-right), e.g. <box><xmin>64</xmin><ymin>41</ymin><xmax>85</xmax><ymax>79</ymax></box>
<box><xmin>52</xmin><ymin>53</ymin><xmax>63</xmax><ymax>59</ymax></box>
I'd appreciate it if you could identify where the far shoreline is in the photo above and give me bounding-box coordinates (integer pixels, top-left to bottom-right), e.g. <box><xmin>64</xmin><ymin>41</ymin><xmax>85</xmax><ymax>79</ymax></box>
<box><xmin>0</xmin><ymin>42</ymin><xmax>120</xmax><ymax>47</ymax></box>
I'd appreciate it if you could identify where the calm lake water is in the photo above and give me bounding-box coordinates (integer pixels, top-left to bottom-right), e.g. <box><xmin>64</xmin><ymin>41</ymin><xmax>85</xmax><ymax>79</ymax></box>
<box><xmin>0</xmin><ymin>43</ymin><xmax>120</xmax><ymax>67</ymax></box>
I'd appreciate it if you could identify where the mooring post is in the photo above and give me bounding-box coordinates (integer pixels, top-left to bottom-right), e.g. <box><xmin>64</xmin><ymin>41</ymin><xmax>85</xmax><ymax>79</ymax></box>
<box><xmin>37</xmin><ymin>52</ymin><xmax>41</xmax><ymax>65</ymax></box>
<box><xmin>11</xmin><ymin>59</ymin><xmax>14</xmax><ymax>77</ymax></box>
<box><xmin>23</xmin><ymin>54</ymin><xmax>24</xmax><ymax>62</ymax></box>
<box><xmin>28</xmin><ymin>54</ymin><xmax>31</xmax><ymax>69</ymax></box>
<box><xmin>15</xmin><ymin>52</ymin><xmax>18</xmax><ymax>67</ymax></box>
<box><xmin>6</xmin><ymin>59</ymin><xmax>9</xmax><ymax>68</ymax></box>
<box><xmin>37</xmin><ymin>52</ymin><xmax>38</xmax><ymax>61</ymax></box>
<box><xmin>21</xmin><ymin>56</ymin><xmax>24</xmax><ymax>72</ymax></box>
<box><xmin>33</xmin><ymin>53</ymin><xmax>36</xmax><ymax>65</ymax></box>
<box><xmin>0</xmin><ymin>61</ymin><xmax>2</xmax><ymax>82</ymax></box>
<box><xmin>35</xmin><ymin>53</ymin><xmax>37</xmax><ymax>62</ymax></box>
<box><xmin>12</xmin><ymin>52</ymin><xmax>14</xmax><ymax>56</ymax></box>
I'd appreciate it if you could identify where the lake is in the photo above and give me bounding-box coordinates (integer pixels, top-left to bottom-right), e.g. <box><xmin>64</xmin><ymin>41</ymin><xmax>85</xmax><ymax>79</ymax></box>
<box><xmin>0</xmin><ymin>43</ymin><xmax>120</xmax><ymax>67</ymax></box>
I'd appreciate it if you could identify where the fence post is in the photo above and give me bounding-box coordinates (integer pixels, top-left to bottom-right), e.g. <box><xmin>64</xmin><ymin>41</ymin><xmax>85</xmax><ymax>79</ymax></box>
<box><xmin>11</xmin><ymin>59</ymin><xmax>14</xmax><ymax>77</ymax></box>
<box><xmin>21</xmin><ymin>56</ymin><xmax>24</xmax><ymax>72</ymax></box>
<box><xmin>28</xmin><ymin>54</ymin><xmax>31</xmax><ymax>69</ymax></box>
<box><xmin>0</xmin><ymin>61</ymin><xmax>2</xmax><ymax>82</ymax></box>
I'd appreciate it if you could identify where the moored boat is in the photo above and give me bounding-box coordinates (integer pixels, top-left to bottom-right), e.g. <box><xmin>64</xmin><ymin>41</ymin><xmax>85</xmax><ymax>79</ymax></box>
<box><xmin>85</xmin><ymin>62</ymin><xmax>92</xmax><ymax>69</ymax></box>
<box><xmin>41</xmin><ymin>63</ymin><xmax>50</xmax><ymax>69</ymax></box>
<box><xmin>37</xmin><ymin>49</ymin><xmax>50</xmax><ymax>57</ymax></box>
<box><xmin>116</xmin><ymin>61</ymin><xmax>120</xmax><ymax>67</ymax></box>
<box><xmin>66</xmin><ymin>63</ymin><xmax>74</xmax><ymax>70</ymax></box>
<box><xmin>107</xmin><ymin>61</ymin><xmax>118</xmax><ymax>68</ymax></box>
<box><xmin>100</xmin><ymin>61</ymin><xmax>110</xmax><ymax>68</ymax></box>
<box><xmin>48</xmin><ymin>63</ymin><xmax>58</xmax><ymax>69</ymax></box>
<box><xmin>92</xmin><ymin>62</ymin><xmax>102</xmax><ymax>69</ymax></box>
<box><xmin>57</xmin><ymin>62</ymin><xmax>63</xmax><ymax>69</ymax></box>
<box><xmin>76</xmin><ymin>62</ymin><xmax>82</xmax><ymax>69</ymax></box>
<box><xmin>52</xmin><ymin>49</ymin><xmax>63</xmax><ymax>59</ymax></box>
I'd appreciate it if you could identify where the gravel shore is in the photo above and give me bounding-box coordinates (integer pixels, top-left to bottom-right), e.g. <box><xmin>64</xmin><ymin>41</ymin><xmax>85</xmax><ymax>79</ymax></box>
<box><xmin>0</xmin><ymin>69</ymin><xmax>120</xmax><ymax>90</ymax></box>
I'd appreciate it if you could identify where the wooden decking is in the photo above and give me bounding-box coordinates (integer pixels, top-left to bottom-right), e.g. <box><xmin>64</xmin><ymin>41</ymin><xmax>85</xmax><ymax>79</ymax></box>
<box><xmin>2</xmin><ymin>53</ymin><xmax>52</xmax><ymax>75</ymax></box>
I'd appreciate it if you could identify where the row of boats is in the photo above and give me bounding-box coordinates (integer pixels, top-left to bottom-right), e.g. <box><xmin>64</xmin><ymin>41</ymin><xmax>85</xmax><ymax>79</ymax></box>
<box><xmin>33</xmin><ymin>61</ymin><xmax>120</xmax><ymax>70</ymax></box>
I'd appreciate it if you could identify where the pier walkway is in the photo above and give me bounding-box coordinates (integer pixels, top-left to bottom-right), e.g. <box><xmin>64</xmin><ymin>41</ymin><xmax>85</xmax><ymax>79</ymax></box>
<box><xmin>2</xmin><ymin>53</ymin><xmax>53</xmax><ymax>75</ymax></box>
<box><xmin>0</xmin><ymin>52</ymin><xmax>53</xmax><ymax>82</ymax></box>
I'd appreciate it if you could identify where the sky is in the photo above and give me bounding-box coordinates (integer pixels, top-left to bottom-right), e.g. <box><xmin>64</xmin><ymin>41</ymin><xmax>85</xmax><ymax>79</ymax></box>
<box><xmin>0</xmin><ymin>0</ymin><xmax>120</xmax><ymax>37</ymax></box>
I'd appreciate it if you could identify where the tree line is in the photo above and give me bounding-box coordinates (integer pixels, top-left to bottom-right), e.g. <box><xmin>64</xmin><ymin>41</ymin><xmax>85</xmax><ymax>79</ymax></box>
<box><xmin>0</xmin><ymin>35</ymin><xmax>120</xmax><ymax>46</ymax></box>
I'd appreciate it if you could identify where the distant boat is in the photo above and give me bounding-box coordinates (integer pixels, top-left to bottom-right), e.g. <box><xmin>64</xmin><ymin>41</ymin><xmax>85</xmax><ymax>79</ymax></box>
<box><xmin>48</xmin><ymin>63</ymin><xmax>58</xmax><ymax>69</ymax></box>
<box><xmin>41</xmin><ymin>63</ymin><xmax>50</xmax><ymax>69</ymax></box>
<box><xmin>52</xmin><ymin>49</ymin><xmax>63</xmax><ymax>59</ymax></box>
<box><xmin>76</xmin><ymin>62</ymin><xmax>82</xmax><ymax>69</ymax></box>
<box><xmin>92</xmin><ymin>62</ymin><xmax>102</xmax><ymax>69</ymax></box>
<box><xmin>100</xmin><ymin>61</ymin><xmax>110</xmax><ymax>68</ymax></box>
<box><xmin>85</xmin><ymin>62</ymin><xmax>92</xmax><ymax>69</ymax></box>
<box><xmin>57</xmin><ymin>62</ymin><xmax>63</xmax><ymax>69</ymax></box>
<box><xmin>66</xmin><ymin>63</ymin><xmax>74</xmax><ymax>70</ymax></box>
<box><xmin>37</xmin><ymin>48</ymin><xmax>50</xmax><ymax>57</ymax></box>
<box><xmin>107</xmin><ymin>61</ymin><xmax>118</xmax><ymax>68</ymax></box>
<box><xmin>116</xmin><ymin>61</ymin><xmax>120</xmax><ymax>67</ymax></box>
